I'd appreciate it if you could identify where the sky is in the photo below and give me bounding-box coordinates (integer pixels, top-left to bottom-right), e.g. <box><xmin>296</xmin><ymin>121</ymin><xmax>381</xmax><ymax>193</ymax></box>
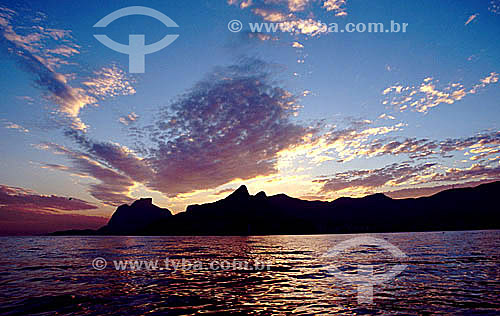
<box><xmin>0</xmin><ymin>0</ymin><xmax>499</xmax><ymax>234</ymax></box>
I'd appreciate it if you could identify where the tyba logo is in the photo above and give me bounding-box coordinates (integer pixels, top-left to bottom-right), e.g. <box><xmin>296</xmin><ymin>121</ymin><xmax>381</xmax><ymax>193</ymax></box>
<box><xmin>93</xmin><ymin>6</ymin><xmax>179</xmax><ymax>73</ymax></box>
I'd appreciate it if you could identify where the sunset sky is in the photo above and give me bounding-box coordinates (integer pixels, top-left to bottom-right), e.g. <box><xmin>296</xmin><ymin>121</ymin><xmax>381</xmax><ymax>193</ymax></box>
<box><xmin>1</xmin><ymin>0</ymin><xmax>499</xmax><ymax>234</ymax></box>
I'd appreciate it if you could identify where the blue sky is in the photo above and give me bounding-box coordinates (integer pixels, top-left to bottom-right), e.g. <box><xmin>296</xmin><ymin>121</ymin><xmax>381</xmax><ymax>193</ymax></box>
<box><xmin>0</xmin><ymin>0</ymin><xmax>499</xmax><ymax>234</ymax></box>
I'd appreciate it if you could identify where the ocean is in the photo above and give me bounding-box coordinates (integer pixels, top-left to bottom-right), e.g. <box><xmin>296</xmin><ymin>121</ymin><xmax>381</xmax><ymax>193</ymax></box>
<box><xmin>0</xmin><ymin>230</ymin><xmax>499</xmax><ymax>315</ymax></box>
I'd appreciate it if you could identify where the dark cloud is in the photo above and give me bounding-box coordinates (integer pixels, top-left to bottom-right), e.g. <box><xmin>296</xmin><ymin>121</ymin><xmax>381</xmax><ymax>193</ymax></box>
<box><xmin>0</xmin><ymin>184</ymin><xmax>97</xmax><ymax>212</ymax></box>
<box><xmin>359</xmin><ymin>137</ymin><xmax>440</xmax><ymax>159</ymax></box>
<box><xmin>440</xmin><ymin>131</ymin><xmax>500</xmax><ymax>153</ymax></box>
<box><xmin>139</xmin><ymin>59</ymin><xmax>310</xmax><ymax>196</ymax></box>
<box><xmin>430</xmin><ymin>164</ymin><xmax>500</xmax><ymax>183</ymax></box>
<box><xmin>42</xmin><ymin>143</ymin><xmax>135</xmax><ymax>206</ymax></box>
<box><xmin>64</xmin><ymin>130</ymin><xmax>153</xmax><ymax>184</ymax></box>
<box><xmin>0</xmin><ymin>184</ymin><xmax>106</xmax><ymax>235</ymax></box>
<box><xmin>315</xmin><ymin>162</ymin><xmax>436</xmax><ymax>193</ymax></box>
<box><xmin>0</xmin><ymin>210</ymin><xmax>107</xmax><ymax>235</ymax></box>
<box><xmin>0</xmin><ymin>198</ymin><xmax>107</xmax><ymax>235</ymax></box>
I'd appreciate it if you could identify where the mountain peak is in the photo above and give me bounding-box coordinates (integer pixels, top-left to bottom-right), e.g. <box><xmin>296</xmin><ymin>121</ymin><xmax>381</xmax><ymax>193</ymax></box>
<box><xmin>226</xmin><ymin>185</ymin><xmax>250</xmax><ymax>200</ymax></box>
<box><xmin>255</xmin><ymin>191</ymin><xmax>267</xmax><ymax>199</ymax></box>
<box><xmin>365</xmin><ymin>192</ymin><xmax>391</xmax><ymax>200</ymax></box>
<box><xmin>100</xmin><ymin>198</ymin><xmax>171</xmax><ymax>234</ymax></box>
<box><xmin>131</xmin><ymin>197</ymin><xmax>153</xmax><ymax>207</ymax></box>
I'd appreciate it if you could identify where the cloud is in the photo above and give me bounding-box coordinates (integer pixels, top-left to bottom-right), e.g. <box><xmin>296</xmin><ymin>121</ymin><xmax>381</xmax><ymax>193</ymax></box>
<box><xmin>278</xmin><ymin>125</ymin><xmax>500</xmax><ymax>198</ymax></box>
<box><xmin>465</xmin><ymin>14</ymin><xmax>478</xmax><ymax>25</ymax></box>
<box><xmin>274</xmin><ymin>119</ymin><xmax>405</xmax><ymax>167</ymax></box>
<box><xmin>0</xmin><ymin>185</ymin><xmax>106</xmax><ymax>235</ymax></box>
<box><xmin>39</xmin><ymin>142</ymin><xmax>137</xmax><ymax>206</ymax></box>
<box><xmin>490</xmin><ymin>0</ymin><xmax>500</xmax><ymax>14</ymax></box>
<box><xmin>0</xmin><ymin>6</ymin><xmax>93</xmax><ymax>130</ymax></box>
<box><xmin>4</xmin><ymin>122</ymin><xmax>29</xmax><ymax>133</ymax></box>
<box><xmin>378</xmin><ymin>113</ymin><xmax>395</xmax><ymax>120</ymax></box>
<box><xmin>240</xmin><ymin>0</ymin><xmax>253</xmax><ymax>9</ymax></box>
<box><xmin>82</xmin><ymin>65</ymin><xmax>136</xmax><ymax>98</ymax></box>
<box><xmin>212</xmin><ymin>187</ymin><xmax>237</xmax><ymax>196</ymax></box>
<box><xmin>325</xmin><ymin>121</ymin><xmax>401</xmax><ymax>144</ymax></box>
<box><xmin>246</xmin><ymin>32</ymin><xmax>278</xmax><ymax>41</ymax></box>
<box><xmin>0</xmin><ymin>184</ymin><xmax>97</xmax><ymax>212</ymax></box>
<box><xmin>0</xmin><ymin>209</ymin><xmax>107</xmax><ymax>235</ymax></box>
<box><xmin>228</xmin><ymin>0</ymin><xmax>348</xmax><ymax>40</ymax></box>
<box><xmin>252</xmin><ymin>8</ymin><xmax>289</xmax><ymax>22</ymax></box>
<box><xmin>48</xmin><ymin>59</ymin><xmax>311</xmax><ymax>200</ymax></box>
<box><xmin>39</xmin><ymin>163</ymin><xmax>72</xmax><ymax>172</ymax></box>
<box><xmin>0</xmin><ymin>7</ymin><xmax>136</xmax><ymax>131</ymax></box>
<box><xmin>0</xmin><ymin>7</ymin><xmax>80</xmax><ymax>69</ymax></box>
<box><xmin>276</xmin><ymin>18</ymin><xmax>330</xmax><ymax>36</ymax></box>
<box><xmin>429</xmin><ymin>164</ymin><xmax>500</xmax><ymax>183</ymax></box>
<box><xmin>322</xmin><ymin>0</ymin><xmax>348</xmax><ymax>16</ymax></box>
<box><xmin>313</xmin><ymin>146</ymin><xmax>500</xmax><ymax>197</ymax></box>
<box><xmin>257</xmin><ymin>117</ymin><xmax>498</xmax><ymax>188</ymax></box>
<box><xmin>320</xmin><ymin>121</ymin><xmax>405</xmax><ymax>162</ymax></box>
<box><xmin>470</xmin><ymin>72</ymin><xmax>499</xmax><ymax>91</ymax></box>
<box><xmin>16</xmin><ymin>95</ymin><xmax>35</xmax><ymax>104</ymax></box>
<box><xmin>229</xmin><ymin>0</ymin><xmax>347</xmax><ymax>15</ymax></box>
<box><xmin>441</xmin><ymin>131</ymin><xmax>500</xmax><ymax>162</ymax></box>
<box><xmin>355</xmin><ymin>137</ymin><xmax>440</xmax><ymax>160</ymax></box>
<box><xmin>385</xmin><ymin>179</ymin><xmax>499</xmax><ymax>199</ymax></box>
<box><xmin>339</xmin><ymin>130</ymin><xmax>500</xmax><ymax>162</ymax></box>
<box><xmin>138</xmin><ymin>59</ymin><xmax>311</xmax><ymax>196</ymax></box>
<box><xmin>314</xmin><ymin>162</ymin><xmax>437</xmax><ymax>194</ymax></box>
<box><xmin>382</xmin><ymin>73</ymin><xmax>499</xmax><ymax>113</ymax></box>
<box><xmin>64</xmin><ymin>129</ymin><xmax>153</xmax><ymax>184</ymax></box>
<box><xmin>288</xmin><ymin>0</ymin><xmax>310</xmax><ymax>12</ymax></box>
<box><xmin>119</xmin><ymin>112</ymin><xmax>139</xmax><ymax>126</ymax></box>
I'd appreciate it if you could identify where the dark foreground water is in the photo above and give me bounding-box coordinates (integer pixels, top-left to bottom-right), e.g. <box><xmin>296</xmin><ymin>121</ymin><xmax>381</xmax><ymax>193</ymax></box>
<box><xmin>0</xmin><ymin>231</ymin><xmax>499</xmax><ymax>315</ymax></box>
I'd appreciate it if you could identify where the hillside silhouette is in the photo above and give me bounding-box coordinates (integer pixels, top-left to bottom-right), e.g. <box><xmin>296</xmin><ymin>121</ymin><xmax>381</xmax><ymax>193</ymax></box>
<box><xmin>52</xmin><ymin>181</ymin><xmax>500</xmax><ymax>235</ymax></box>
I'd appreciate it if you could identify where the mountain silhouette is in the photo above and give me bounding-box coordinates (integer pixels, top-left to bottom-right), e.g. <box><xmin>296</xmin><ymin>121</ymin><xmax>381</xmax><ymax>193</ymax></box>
<box><xmin>98</xmin><ymin>198</ymin><xmax>172</xmax><ymax>235</ymax></box>
<box><xmin>52</xmin><ymin>181</ymin><xmax>499</xmax><ymax>235</ymax></box>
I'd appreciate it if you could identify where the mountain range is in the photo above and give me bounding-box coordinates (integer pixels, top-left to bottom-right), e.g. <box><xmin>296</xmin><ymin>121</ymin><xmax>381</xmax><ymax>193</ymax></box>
<box><xmin>52</xmin><ymin>181</ymin><xmax>500</xmax><ymax>235</ymax></box>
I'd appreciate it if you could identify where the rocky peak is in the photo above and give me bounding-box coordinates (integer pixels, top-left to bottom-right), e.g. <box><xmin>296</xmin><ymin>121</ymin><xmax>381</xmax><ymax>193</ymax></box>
<box><xmin>131</xmin><ymin>197</ymin><xmax>153</xmax><ymax>208</ymax></box>
<box><xmin>255</xmin><ymin>191</ymin><xmax>267</xmax><ymax>199</ymax></box>
<box><xmin>101</xmin><ymin>198</ymin><xmax>171</xmax><ymax>234</ymax></box>
<box><xmin>226</xmin><ymin>185</ymin><xmax>250</xmax><ymax>200</ymax></box>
